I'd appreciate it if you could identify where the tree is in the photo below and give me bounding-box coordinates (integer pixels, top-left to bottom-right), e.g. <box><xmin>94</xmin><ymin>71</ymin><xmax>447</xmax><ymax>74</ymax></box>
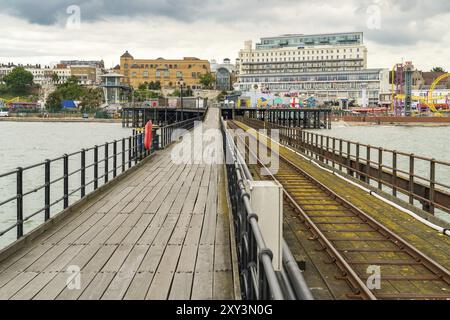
<box><xmin>154</xmin><ymin>81</ymin><xmax>161</xmax><ymax>90</ymax></box>
<box><xmin>431</xmin><ymin>67</ymin><xmax>446</xmax><ymax>73</ymax></box>
<box><xmin>45</xmin><ymin>91</ymin><xmax>63</xmax><ymax>112</ymax></box>
<box><xmin>51</xmin><ymin>72</ymin><xmax>60</xmax><ymax>84</ymax></box>
<box><xmin>57</xmin><ymin>76</ymin><xmax>84</xmax><ymax>100</ymax></box>
<box><xmin>199</xmin><ymin>73</ymin><xmax>215</xmax><ymax>89</ymax></box>
<box><xmin>3</xmin><ymin>67</ymin><xmax>34</xmax><ymax>94</ymax></box>
<box><xmin>138</xmin><ymin>82</ymin><xmax>148</xmax><ymax>91</ymax></box>
<box><xmin>79</xmin><ymin>88</ymin><xmax>103</xmax><ymax>113</ymax></box>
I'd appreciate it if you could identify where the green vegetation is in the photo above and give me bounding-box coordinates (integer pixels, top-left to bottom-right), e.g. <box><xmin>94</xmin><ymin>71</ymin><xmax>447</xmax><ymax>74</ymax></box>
<box><xmin>1</xmin><ymin>67</ymin><xmax>34</xmax><ymax>95</ymax></box>
<box><xmin>80</xmin><ymin>87</ymin><xmax>104</xmax><ymax>113</ymax></box>
<box><xmin>169</xmin><ymin>86</ymin><xmax>193</xmax><ymax>97</ymax></box>
<box><xmin>199</xmin><ymin>72</ymin><xmax>215</xmax><ymax>89</ymax></box>
<box><xmin>51</xmin><ymin>72</ymin><xmax>60</xmax><ymax>84</ymax></box>
<box><xmin>45</xmin><ymin>76</ymin><xmax>103</xmax><ymax>113</ymax></box>
<box><xmin>217</xmin><ymin>90</ymin><xmax>228</xmax><ymax>102</ymax></box>
<box><xmin>431</xmin><ymin>67</ymin><xmax>446</xmax><ymax>73</ymax></box>
<box><xmin>138</xmin><ymin>81</ymin><xmax>161</xmax><ymax>91</ymax></box>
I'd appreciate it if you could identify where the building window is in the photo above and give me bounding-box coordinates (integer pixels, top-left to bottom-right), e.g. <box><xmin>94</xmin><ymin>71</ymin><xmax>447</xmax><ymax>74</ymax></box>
<box><xmin>131</xmin><ymin>72</ymin><xmax>137</xmax><ymax>77</ymax></box>
<box><xmin>176</xmin><ymin>71</ymin><xmax>183</xmax><ymax>78</ymax></box>
<box><xmin>143</xmin><ymin>71</ymin><xmax>149</xmax><ymax>78</ymax></box>
<box><xmin>156</xmin><ymin>71</ymin><xmax>161</xmax><ymax>77</ymax></box>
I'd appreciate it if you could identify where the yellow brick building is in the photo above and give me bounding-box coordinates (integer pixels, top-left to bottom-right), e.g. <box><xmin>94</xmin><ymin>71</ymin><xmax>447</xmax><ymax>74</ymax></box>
<box><xmin>120</xmin><ymin>51</ymin><xmax>210</xmax><ymax>89</ymax></box>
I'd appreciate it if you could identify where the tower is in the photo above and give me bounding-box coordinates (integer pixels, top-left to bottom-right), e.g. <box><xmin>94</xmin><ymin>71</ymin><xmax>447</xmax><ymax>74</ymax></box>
<box><xmin>404</xmin><ymin>62</ymin><xmax>414</xmax><ymax>116</ymax></box>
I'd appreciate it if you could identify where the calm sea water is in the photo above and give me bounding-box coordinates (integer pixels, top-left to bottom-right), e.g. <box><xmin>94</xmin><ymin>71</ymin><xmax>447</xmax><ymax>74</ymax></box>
<box><xmin>0</xmin><ymin>122</ymin><xmax>132</xmax><ymax>248</ymax></box>
<box><xmin>312</xmin><ymin>123</ymin><xmax>450</xmax><ymax>163</ymax></box>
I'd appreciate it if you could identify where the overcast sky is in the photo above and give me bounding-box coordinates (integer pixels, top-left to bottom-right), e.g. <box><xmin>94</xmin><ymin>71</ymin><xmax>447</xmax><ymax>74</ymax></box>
<box><xmin>0</xmin><ymin>0</ymin><xmax>449</xmax><ymax>71</ymax></box>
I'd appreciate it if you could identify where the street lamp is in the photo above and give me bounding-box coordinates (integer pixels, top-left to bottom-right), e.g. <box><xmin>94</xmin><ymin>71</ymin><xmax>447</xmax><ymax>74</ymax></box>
<box><xmin>230</xmin><ymin>100</ymin><xmax>235</xmax><ymax>119</ymax></box>
<box><xmin>178</xmin><ymin>79</ymin><xmax>185</xmax><ymax>121</ymax></box>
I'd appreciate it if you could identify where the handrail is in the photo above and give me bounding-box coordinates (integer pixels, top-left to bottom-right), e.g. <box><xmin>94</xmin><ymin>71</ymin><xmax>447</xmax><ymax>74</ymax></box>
<box><xmin>0</xmin><ymin>128</ymin><xmax>159</xmax><ymax>248</ymax></box>
<box><xmin>222</xmin><ymin>117</ymin><xmax>313</xmax><ymax>300</ymax></box>
<box><xmin>238</xmin><ymin>116</ymin><xmax>450</xmax><ymax>216</ymax></box>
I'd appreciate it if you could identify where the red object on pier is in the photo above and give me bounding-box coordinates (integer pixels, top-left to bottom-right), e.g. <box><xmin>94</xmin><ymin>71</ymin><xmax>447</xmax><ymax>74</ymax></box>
<box><xmin>144</xmin><ymin>121</ymin><xmax>153</xmax><ymax>150</ymax></box>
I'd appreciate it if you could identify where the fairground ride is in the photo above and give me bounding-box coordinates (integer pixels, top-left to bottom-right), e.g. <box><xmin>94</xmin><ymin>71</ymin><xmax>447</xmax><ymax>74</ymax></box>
<box><xmin>391</xmin><ymin>63</ymin><xmax>449</xmax><ymax>116</ymax></box>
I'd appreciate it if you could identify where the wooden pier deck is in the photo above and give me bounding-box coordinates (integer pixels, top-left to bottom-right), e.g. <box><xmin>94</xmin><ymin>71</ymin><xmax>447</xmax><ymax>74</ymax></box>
<box><xmin>0</xmin><ymin>108</ymin><xmax>238</xmax><ymax>300</ymax></box>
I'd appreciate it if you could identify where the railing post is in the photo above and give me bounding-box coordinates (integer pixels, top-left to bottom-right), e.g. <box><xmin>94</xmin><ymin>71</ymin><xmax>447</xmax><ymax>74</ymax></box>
<box><xmin>16</xmin><ymin>167</ymin><xmax>24</xmax><ymax>239</ymax></box>
<box><xmin>105</xmin><ymin>143</ymin><xmax>109</xmax><ymax>184</ymax></box>
<box><xmin>45</xmin><ymin>160</ymin><xmax>51</xmax><ymax>221</ymax></box>
<box><xmin>332</xmin><ymin>138</ymin><xmax>336</xmax><ymax>169</ymax></box>
<box><xmin>128</xmin><ymin>137</ymin><xmax>132</xmax><ymax>169</ymax></box>
<box><xmin>81</xmin><ymin>150</ymin><xmax>86</xmax><ymax>199</ymax></box>
<box><xmin>366</xmin><ymin>145</ymin><xmax>371</xmax><ymax>184</ymax></box>
<box><xmin>409</xmin><ymin>154</ymin><xmax>414</xmax><ymax>204</ymax></box>
<box><xmin>356</xmin><ymin>143</ymin><xmax>360</xmax><ymax>179</ymax></box>
<box><xmin>113</xmin><ymin>140</ymin><xmax>117</xmax><ymax>178</ymax></box>
<box><xmin>63</xmin><ymin>154</ymin><xmax>69</xmax><ymax>209</ymax></box>
<box><xmin>378</xmin><ymin>148</ymin><xmax>383</xmax><ymax>190</ymax></box>
<box><xmin>347</xmin><ymin>142</ymin><xmax>352</xmax><ymax>176</ymax></box>
<box><xmin>429</xmin><ymin>159</ymin><xmax>435</xmax><ymax>215</ymax></box>
<box><xmin>339</xmin><ymin>139</ymin><xmax>343</xmax><ymax>170</ymax></box>
<box><xmin>392</xmin><ymin>151</ymin><xmax>397</xmax><ymax>197</ymax></box>
<box><xmin>134</xmin><ymin>130</ymin><xmax>138</xmax><ymax>165</ymax></box>
<box><xmin>94</xmin><ymin>145</ymin><xmax>99</xmax><ymax>190</ymax></box>
<box><xmin>122</xmin><ymin>138</ymin><xmax>126</xmax><ymax>173</ymax></box>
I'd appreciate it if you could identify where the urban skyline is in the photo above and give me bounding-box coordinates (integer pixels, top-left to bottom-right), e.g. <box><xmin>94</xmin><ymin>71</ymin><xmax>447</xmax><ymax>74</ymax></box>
<box><xmin>0</xmin><ymin>0</ymin><xmax>449</xmax><ymax>71</ymax></box>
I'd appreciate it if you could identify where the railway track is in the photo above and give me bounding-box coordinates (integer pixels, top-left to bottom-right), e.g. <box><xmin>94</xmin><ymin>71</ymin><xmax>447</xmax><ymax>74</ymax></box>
<box><xmin>229</xmin><ymin>120</ymin><xmax>450</xmax><ymax>300</ymax></box>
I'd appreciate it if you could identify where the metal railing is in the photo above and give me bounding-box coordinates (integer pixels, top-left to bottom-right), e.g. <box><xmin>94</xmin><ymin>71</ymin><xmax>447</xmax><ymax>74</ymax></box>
<box><xmin>239</xmin><ymin>116</ymin><xmax>450</xmax><ymax>216</ymax></box>
<box><xmin>0</xmin><ymin>129</ymin><xmax>158</xmax><ymax>248</ymax></box>
<box><xmin>157</xmin><ymin>116</ymin><xmax>203</xmax><ymax>149</ymax></box>
<box><xmin>222</xmin><ymin>118</ymin><xmax>313</xmax><ymax>300</ymax></box>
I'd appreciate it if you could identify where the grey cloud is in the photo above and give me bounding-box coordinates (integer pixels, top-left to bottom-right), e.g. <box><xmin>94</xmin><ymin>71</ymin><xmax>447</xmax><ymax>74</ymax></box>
<box><xmin>0</xmin><ymin>0</ymin><xmax>449</xmax><ymax>48</ymax></box>
<box><xmin>0</xmin><ymin>0</ymin><xmax>198</xmax><ymax>24</ymax></box>
<box><xmin>0</xmin><ymin>0</ymin><xmax>300</xmax><ymax>25</ymax></box>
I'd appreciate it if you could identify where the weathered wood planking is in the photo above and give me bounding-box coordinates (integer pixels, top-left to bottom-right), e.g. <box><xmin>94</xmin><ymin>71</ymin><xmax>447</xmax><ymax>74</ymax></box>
<box><xmin>0</xmin><ymin>107</ymin><xmax>236</xmax><ymax>300</ymax></box>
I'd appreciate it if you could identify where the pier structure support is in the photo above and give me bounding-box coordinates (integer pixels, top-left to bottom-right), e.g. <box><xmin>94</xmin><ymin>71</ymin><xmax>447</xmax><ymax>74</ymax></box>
<box><xmin>221</xmin><ymin>108</ymin><xmax>331</xmax><ymax>129</ymax></box>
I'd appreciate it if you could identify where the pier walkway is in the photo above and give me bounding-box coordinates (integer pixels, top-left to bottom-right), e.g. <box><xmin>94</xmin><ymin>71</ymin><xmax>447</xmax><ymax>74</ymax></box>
<box><xmin>0</xmin><ymin>108</ymin><xmax>237</xmax><ymax>300</ymax></box>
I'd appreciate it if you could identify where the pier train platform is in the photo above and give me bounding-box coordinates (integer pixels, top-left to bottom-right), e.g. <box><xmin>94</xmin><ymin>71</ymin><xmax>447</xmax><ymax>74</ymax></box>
<box><xmin>0</xmin><ymin>108</ymin><xmax>238</xmax><ymax>300</ymax></box>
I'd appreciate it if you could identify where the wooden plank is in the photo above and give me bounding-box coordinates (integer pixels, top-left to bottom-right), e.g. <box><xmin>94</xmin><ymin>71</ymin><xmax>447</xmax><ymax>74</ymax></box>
<box><xmin>101</xmin><ymin>244</ymin><xmax>150</xmax><ymax>300</ymax></box>
<box><xmin>192</xmin><ymin>187</ymin><xmax>208</xmax><ymax>215</ymax></box>
<box><xmin>146</xmin><ymin>245</ymin><xmax>183</xmax><ymax>300</ymax></box>
<box><xmin>78</xmin><ymin>272</ymin><xmax>116</xmax><ymax>300</ymax></box>
<box><xmin>169</xmin><ymin>273</ymin><xmax>194</xmax><ymax>300</ymax></box>
<box><xmin>0</xmin><ymin>272</ymin><xmax>37</xmax><ymax>300</ymax></box>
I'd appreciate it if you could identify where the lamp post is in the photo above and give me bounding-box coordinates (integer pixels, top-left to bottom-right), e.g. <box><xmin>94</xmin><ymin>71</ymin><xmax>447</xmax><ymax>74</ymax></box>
<box><xmin>179</xmin><ymin>79</ymin><xmax>185</xmax><ymax>121</ymax></box>
<box><xmin>230</xmin><ymin>100</ymin><xmax>235</xmax><ymax>119</ymax></box>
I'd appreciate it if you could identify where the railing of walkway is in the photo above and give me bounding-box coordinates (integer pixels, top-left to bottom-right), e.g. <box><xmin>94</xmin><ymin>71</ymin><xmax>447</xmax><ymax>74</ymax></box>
<box><xmin>221</xmin><ymin>118</ymin><xmax>313</xmax><ymax>300</ymax></box>
<box><xmin>0</xmin><ymin>129</ymin><xmax>158</xmax><ymax>248</ymax></box>
<box><xmin>158</xmin><ymin>116</ymin><xmax>203</xmax><ymax>149</ymax></box>
<box><xmin>238</xmin><ymin>116</ymin><xmax>450</xmax><ymax>216</ymax></box>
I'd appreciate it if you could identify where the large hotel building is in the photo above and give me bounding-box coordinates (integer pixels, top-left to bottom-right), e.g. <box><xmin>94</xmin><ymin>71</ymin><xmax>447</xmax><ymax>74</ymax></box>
<box><xmin>235</xmin><ymin>32</ymin><xmax>389</xmax><ymax>106</ymax></box>
<box><xmin>120</xmin><ymin>51</ymin><xmax>210</xmax><ymax>89</ymax></box>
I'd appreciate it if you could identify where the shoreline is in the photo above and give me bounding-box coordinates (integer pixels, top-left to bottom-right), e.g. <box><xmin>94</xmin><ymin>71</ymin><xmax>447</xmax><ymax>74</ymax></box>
<box><xmin>332</xmin><ymin>116</ymin><xmax>450</xmax><ymax>127</ymax></box>
<box><xmin>0</xmin><ymin>117</ymin><xmax>121</xmax><ymax>123</ymax></box>
<box><xmin>334</xmin><ymin>120</ymin><xmax>450</xmax><ymax>127</ymax></box>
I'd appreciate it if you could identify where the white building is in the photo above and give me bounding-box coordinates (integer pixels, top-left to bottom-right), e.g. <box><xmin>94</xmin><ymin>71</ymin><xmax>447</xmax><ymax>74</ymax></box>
<box><xmin>235</xmin><ymin>32</ymin><xmax>389</xmax><ymax>106</ymax></box>
<box><xmin>52</xmin><ymin>67</ymin><xmax>72</xmax><ymax>84</ymax></box>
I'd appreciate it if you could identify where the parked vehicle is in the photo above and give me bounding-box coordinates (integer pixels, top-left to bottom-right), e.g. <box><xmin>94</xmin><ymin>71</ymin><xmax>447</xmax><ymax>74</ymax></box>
<box><xmin>0</xmin><ymin>110</ymin><xmax>9</xmax><ymax>117</ymax></box>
